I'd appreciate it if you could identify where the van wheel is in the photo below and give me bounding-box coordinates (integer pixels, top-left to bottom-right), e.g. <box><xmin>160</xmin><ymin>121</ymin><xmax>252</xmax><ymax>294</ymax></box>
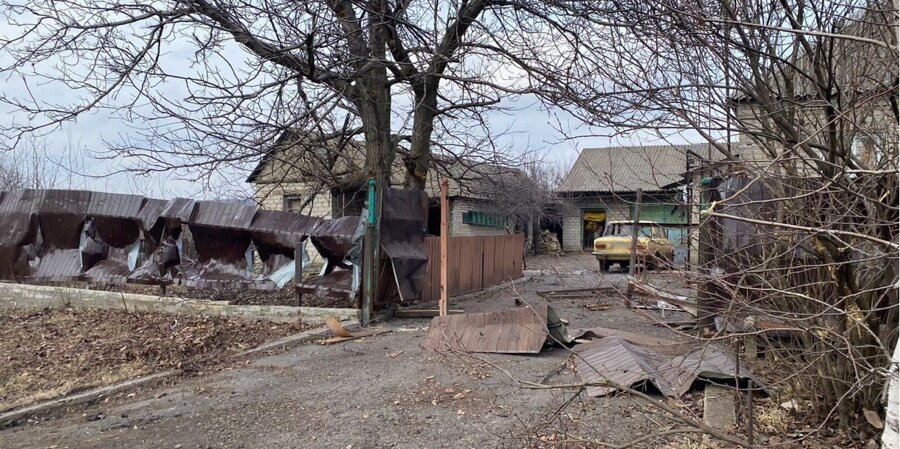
<box><xmin>598</xmin><ymin>259</ymin><xmax>606</xmax><ymax>272</ymax></box>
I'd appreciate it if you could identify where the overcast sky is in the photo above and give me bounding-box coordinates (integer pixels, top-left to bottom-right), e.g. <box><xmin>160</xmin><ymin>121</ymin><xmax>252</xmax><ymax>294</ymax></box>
<box><xmin>0</xmin><ymin>8</ymin><xmax>706</xmax><ymax>200</ymax></box>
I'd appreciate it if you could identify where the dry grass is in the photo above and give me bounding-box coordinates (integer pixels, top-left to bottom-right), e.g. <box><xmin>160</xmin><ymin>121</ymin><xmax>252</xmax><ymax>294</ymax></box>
<box><xmin>0</xmin><ymin>307</ymin><xmax>312</xmax><ymax>411</ymax></box>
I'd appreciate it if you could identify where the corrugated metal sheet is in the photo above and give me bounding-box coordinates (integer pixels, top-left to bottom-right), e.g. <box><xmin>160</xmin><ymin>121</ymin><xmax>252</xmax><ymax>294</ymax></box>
<box><xmin>557</xmin><ymin>144</ymin><xmax>708</xmax><ymax>193</ymax></box>
<box><xmin>86</xmin><ymin>192</ymin><xmax>144</xmax><ymax>218</ymax></box>
<box><xmin>0</xmin><ymin>190</ymin><xmax>41</xmax><ymax>280</ymax></box>
<box><xmin>575</xmin><ymin>337</ymin><xmax>675</xmax><ymax>397</ymax></box>
<box><xmin>298</xmin><ymin>269</ymin><xmax>355</xmax><ymax>299</ymax></box>
<box><xmin>136</xmin><ymin>198</ymin><xmax>168</xmax><ymax>230</ymax></box>
<box><xmin>310</xmin><ymin>216</ymin><xmax>360</xmax><ymax>262</ymax></box>
<box><xmin>422</xmin><ymin>306</ymin><xmax>553</xmax><ymax>354</ymax></box>
<box><xmin>159</xmin><ymin>198</ymin><xmax>196</xmax><ymax>222</ymax></box>
<box><xmin>190</xmin><ymin>201</ymin><xmax>256</xmax><ymax>230</ymax></box>
<box><xmin>250</xmin><ymin>210</ymin><xmax>320</xmax><ymax>279</ymax></box>
<box><xmin>250</xmin><ymin>210</ymin><xmax>320</xmax><ymax>249</ymax></box>
<box><xmin>380</xmin><ymin>187</ymin><xmax>427</xmax><ymax>302</ymax></box>
<box><xmin>574</xmin><ymin>337</ymin><xmax>765</xmax><ymax>398</ymax></box>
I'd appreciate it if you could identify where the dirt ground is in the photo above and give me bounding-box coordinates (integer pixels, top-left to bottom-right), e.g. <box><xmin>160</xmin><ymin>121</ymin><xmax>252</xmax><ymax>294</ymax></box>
<box><xmin>0</xmin><ymin>308</ymin><xmax>311</xmax><ymax>412</ymax></box>
<box><xmin>0</xmin><ymin>254</ymin><xmax>875</xmax><ymax>448</ymax></box>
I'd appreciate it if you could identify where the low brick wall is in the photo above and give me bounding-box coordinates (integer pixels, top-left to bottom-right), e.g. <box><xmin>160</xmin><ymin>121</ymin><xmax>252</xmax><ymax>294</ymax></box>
<box><xmin>0</xmin><ymin>283</ymin><xmax>358</xmax><ymax>324</ymax></box>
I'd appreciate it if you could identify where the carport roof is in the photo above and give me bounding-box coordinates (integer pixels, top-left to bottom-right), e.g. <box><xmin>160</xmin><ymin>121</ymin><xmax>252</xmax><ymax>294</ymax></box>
<box><xmin>557</xmin><ymin>144</ymin><xmax>710</xmax><ymax>193</ymax></box>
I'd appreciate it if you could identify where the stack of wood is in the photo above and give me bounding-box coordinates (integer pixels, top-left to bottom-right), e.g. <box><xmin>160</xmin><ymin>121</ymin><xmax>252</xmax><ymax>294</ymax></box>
<box><xmin>539</xmin><ymin>230</ymin><xmax>562</xmax><ymax>255</ymax></box>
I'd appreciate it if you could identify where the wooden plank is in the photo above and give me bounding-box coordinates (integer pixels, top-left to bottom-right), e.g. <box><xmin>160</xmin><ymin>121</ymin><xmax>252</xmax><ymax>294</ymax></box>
<box><xmin>473</xmin><ymin>236</ymin><xmax>484</xmax><ymax>291</ymax></box>
<box><xmin>483</xmin><ymin>237</ymin><xmax>496</xmax><ymax>288</ymax></box>
<box><xmin>450</xmin><ymin>237</ymin><xmax>461</xmax><ymax>296</ymax></box>
<box><xmin>439</xmin><ymin>180</ymin><xmax>449</xmax><ymax>316</ymax></box>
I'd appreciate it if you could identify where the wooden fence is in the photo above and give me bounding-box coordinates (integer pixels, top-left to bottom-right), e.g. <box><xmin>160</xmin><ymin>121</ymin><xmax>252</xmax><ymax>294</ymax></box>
<box><xmin>420</xmin><ymin>233</ymin><xmax>524</xmax><ymax>302</ymax></box>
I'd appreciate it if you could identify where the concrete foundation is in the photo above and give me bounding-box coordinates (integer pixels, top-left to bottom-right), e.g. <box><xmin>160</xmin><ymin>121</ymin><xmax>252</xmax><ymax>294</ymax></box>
<box><xmin>0</xmin><ymin>282</ymin><xmax>358</xmax><ymax>324</ymax></box>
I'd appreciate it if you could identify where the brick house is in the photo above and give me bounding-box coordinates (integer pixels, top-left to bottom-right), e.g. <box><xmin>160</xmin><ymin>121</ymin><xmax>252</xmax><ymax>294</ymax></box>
<box><xmin>556</xmin><ymin>144</ymin><xmax>711</xmax><ymax>259</ymax></box>
<box><xmin>247</xmin><ymin>131</ymin><xmax>530</xmax><ymax>238</ymax></box>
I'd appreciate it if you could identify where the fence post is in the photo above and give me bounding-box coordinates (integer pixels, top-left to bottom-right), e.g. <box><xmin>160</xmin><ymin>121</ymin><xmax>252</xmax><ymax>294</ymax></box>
<box><xmin>625</xmin><ymin>189</ymin><xmax>643</xmax><ymax>307</ymax></box>
<box><xmin>361</xmin><ymin>178</ymin><xmax>377</xmax><ymax>326</ymax></box>
<box><xmin>439</xmin><ymin>178</ymin><xmax>449</xmax><ymax>316</ymax></box>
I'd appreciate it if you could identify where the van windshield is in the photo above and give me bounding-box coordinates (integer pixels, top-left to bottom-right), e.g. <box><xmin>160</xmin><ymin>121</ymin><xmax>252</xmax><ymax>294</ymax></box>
<box><xmin>604</xmin><ymin>224</ymin><xmax>654</xmax><ymax>238</ymax></box>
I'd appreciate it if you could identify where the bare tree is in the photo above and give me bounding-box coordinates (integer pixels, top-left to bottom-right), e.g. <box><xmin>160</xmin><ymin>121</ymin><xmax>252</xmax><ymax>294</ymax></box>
<box><xmin>0</xmin><ymin>0</ymin><xmax>582</xmax><ymax>191</ymax></box>
<box><xmin>510</xmin><ymin>0</ymin><xmax>898</xmax><ymax>435</ymax></box>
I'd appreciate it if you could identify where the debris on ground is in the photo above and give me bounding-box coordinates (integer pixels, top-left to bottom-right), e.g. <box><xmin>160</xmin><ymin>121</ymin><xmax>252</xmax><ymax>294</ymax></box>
<box><xmin>568</xmin><ymin>326</ymin><xmax>680</xmax><ymax>347</ymax></box>
<box><xmin>422</xmin><ymin>305</ymin><xmax>569</xmax><ymax>354</ymax></box>
<box><xmin>0</xmin><ymin>308</ymin><xmax>312</xmax><ymax>411</ymax></box>
<box><xmin>319</xmin><ymin>316</ymin><xmax>391</xmax><ymax>344</ymax></box>
<box><xmin>627</xmin><ymin>276</ymin><xmax>698</xmax><ymax>316</ymax></box>
<box><xmin>573</xmin><ymin>336</ymin><xmax>766</xmax><ymax>398</ymax></box>
<box><xmin>537</xmin><ymin>287</ymin><xmax>617</xmax><ymax>300</ymax></box>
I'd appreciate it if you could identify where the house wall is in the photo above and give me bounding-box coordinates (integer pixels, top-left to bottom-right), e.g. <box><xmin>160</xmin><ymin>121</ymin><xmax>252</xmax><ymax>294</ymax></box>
<box><xmin>560</xmin><ymin>194</ymin><xmax>634</xmax><ymax>252</ymax></box>
<box><xmin>255</xmin><ymin>182</ymin><xmax>333</xmax><ymax>218</ymax></box>
<box><xmin>559</xmin><ymin>193</ymin><xmax>684</xmax><ymax>252</ymax></box>
<box><xmin>448</xmin><ymin>197</ymin><xmax>514</xmax><ymax>237</ymax></box>
<box><xmin>255</xmin><ymin>182</ymin><xmax>512</xmax><ymax>239</ymax></box>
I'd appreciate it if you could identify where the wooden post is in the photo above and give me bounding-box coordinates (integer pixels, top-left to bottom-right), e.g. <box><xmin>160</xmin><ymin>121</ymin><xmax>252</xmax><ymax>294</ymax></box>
<box><xmin>439</xmin><ymin>178</ymin><xmax>449</xmax><ymax>316</ymax></box>
<box><xmin>625</xmin><ymin>189</ymin><xmax>643</xmax><ymax>307</ymax></box>
<box><xmin>362</xmin><ymin>178</ymin><xmax>377</xmax><ymax>326</ymax></box>
<box><xmin>294</xmin><ymin>240</ymin><xmax>304</xmax><ymax>307</ymax></box>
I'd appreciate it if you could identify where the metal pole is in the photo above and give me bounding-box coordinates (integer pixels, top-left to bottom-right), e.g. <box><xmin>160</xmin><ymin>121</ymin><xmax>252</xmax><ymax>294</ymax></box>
<box><xmin>294</xmin><ymin>240</ymin><xmax>303</xmax><ymax>307</ymax></box>
<box><xmin>362</xmin><ymin>178</ymin><xmax>377</xmax><ymax>326</ymax></box>
<box><xmin>625</xmin><ymin>189</ymin><xmax>643</xmax><ymax>307</ymax></box>
<box><xmin>439</xmin><ymin>178</ymin><xmax>449</xmax><ymax>316</ymax></box>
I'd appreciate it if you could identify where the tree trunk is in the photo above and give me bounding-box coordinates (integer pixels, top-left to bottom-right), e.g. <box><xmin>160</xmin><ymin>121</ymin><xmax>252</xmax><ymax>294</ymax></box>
<box><xmin>404</xmin><ymin>82</ymin><xmax>439</xmax><ymax>190</ymax></box>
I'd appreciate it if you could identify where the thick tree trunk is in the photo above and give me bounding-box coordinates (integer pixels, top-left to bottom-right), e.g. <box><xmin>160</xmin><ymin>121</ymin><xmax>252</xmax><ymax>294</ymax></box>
<box><xmin>404</xmin><ymin>83</ymin><xmax>439</xmax><ymax>190</ymax></box>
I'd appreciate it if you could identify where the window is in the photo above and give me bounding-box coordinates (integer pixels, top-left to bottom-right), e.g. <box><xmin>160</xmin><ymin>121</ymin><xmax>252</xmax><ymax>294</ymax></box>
<box><xmin>462</xmin><ymin>211</ymin><xmax>509</xmax><ymax>228</ymax></box>
<box><xmin>283</xmin><ymin>195</ymin><xmax>304</xmax><ymax>213</ymax></box>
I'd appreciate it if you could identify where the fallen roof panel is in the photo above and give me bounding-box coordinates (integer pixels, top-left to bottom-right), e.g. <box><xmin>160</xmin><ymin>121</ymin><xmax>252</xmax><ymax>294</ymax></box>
<box><xmin>575</xmin><ymin>337</ymin><xmax>675</xmax><ymax>397</ymax></box>
<box><xmin>574</xmin><ymin>337</ymin><xmax>766</xmax><ymax>398</ymax></box>
<box><xmin>422</xmin><ymin>306</ymin><xmax>553</xmax><ymax>354</ymax></box>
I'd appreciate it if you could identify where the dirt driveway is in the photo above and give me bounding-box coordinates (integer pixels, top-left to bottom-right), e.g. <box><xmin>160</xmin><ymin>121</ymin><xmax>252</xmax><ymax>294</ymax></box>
<box><xmin>2</xmin><ymin>254</ymin><xmax>699</xmax><ymax>449</ymax></box>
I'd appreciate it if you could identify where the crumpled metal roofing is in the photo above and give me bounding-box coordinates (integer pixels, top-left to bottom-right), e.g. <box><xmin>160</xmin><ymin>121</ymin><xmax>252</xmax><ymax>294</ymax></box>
<box><xmin>0</xmin><ymin>187</ymin><xmax>429</xmax><ymax>304</ymax></box>
<box><xmin>379</xmin><ymin>187</ymin><xmax>427</xmax><ymax>302</ymax></box>
<box><xmin>32</xmin><ymin>190</ymin><xmax>91</xmax><ymax>282</ymax></box>
<box><xmin>0</xmin><ymin>190</ymin><xmax>41</xmax><ymax>280</ymax></box>
<box><xmin>574</xmin><ymin>337</ymin><xmax>765</xmax><ymax>398</ymax></box>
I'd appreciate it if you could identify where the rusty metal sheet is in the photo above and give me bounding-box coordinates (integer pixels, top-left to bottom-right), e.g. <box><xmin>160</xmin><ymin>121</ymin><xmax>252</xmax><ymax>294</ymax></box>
<box><xmin>136</xmin><ymin>198</ymin><xmax>168</xmax><ymax>231</ymax></box>
<box><xmin>178</xmin><ymin>201</ymin><xmax>258</xmax><ymax>287</ymax></box>
<box><xmin>86</xmin><ymin>192</ymin><xmax>144</xmax><ymax>218</ymax></box>
<box><xmin>574</xmin><ymin>337</ymin><xmax>765</xmax><ymax>398</ymax></box>
<box><xmin>422</xmin><ymin>306</ymin><xmax>554</xmax><ymax>354</ymax></box>
<box><xmin>568</xmin><ymin>326</ymin><xmax>682</xmax><ymax>347</ymax></box>
<box><xmin>379</xmin><ymin>187</ymin><xmax>428</xmax><ymax>303</ymax></box>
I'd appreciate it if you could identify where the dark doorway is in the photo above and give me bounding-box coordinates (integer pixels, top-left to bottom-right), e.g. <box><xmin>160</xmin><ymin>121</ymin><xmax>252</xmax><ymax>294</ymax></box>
<box><xmin>426</xmin><ymin>199</ymin><xmax>441</xmax><ymax>236</ymax></box>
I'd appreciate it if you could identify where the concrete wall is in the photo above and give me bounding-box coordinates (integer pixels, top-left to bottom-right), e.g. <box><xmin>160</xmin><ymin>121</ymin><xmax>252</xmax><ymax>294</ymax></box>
<box><xmin>0</xmin><ymin>283</ymin><xmax>358</xmax><ymax>323</ymax></box>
